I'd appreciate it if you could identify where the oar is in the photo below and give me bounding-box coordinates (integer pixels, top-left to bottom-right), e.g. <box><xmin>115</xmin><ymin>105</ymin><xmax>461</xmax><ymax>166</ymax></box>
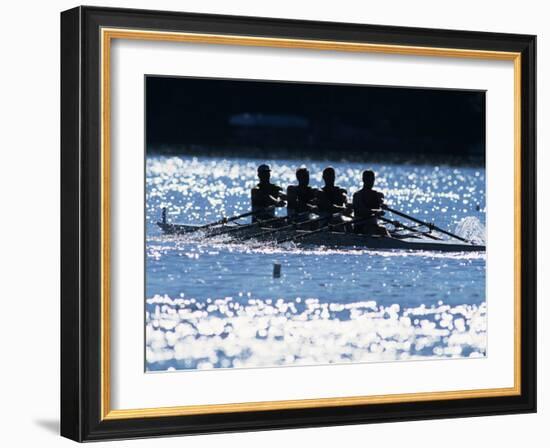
<box><xmin>239</xmin><ymin>213</ymin><xmax>328</xmax><ymax>241</ymax></box>
<box><xmin>206</xmin><ymin>213</ymin><xmax>289</xmax><ymax>238</ymax></box>
<box><xmin>207</xmin><ymin>210</ymin><xmax>313</xmax><ymax>238</ymax></box>
<box><xmin>377</xmin><ymin>216</ymin><xmax>441</xmax><ymax>240</ymax></box>
<box><xmin>382</xmin><ymin>205</ymin><xmax>473</xmax><ymax>244</ymax></box>
<box><xmin>161</xmin><ymin>206</ymin><xmax>276</xmax><ymax>233</ymax></box>
<box><xmin>277</xmin><ymin>216</ymin><xmax>369</xmax><ymax>244</ymax></box>
<box><xmin>197</xmin><ymin>206</ymin><xmax>276</xmax><ymax>230</ymax></box>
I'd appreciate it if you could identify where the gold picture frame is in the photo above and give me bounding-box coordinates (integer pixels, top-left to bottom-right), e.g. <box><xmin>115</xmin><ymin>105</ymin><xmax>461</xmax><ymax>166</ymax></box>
<box><xmin>61</xmin><ymin>6</ymin><xmax>536</xmax><ymax>441</ymax></box>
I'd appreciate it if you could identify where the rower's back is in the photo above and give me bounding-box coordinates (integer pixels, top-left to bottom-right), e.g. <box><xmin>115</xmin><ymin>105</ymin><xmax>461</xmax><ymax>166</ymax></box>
<box><xmin>251</xmin><ymin>182</ymin><xmax>283</xmax><ymax>221</ymax></box>
<box><xmin>318</xmin><ymin>185</ymin><xmax>348</xmax><ymax>214</ymax></box>
<box><xmin>286</xmin><ymin>184</ymin><xmax>318</xmax><ymax>216</ymax></box>
<box><xmin>352</xmin><ymin>187</ymin><xmax>384</xmax><ymax>219</ymax></box>
<box><xmin>250</xmin><ymin>164</ymin><xmax>285</xmax><ymax>222</ymax></box>
<box><xmin>352</xmin><ymin>170</ymin><xmax>389</xmax><ymax>237</ymax></box>
<box><xmin>287</xmin><ymin>167</ymin><xmax>318</xmax><ymax>220</ymax></box>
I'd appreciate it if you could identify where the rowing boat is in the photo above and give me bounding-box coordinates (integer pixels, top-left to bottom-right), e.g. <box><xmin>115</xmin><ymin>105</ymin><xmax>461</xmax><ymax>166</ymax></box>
<box><xmin>156</xmin><ymin>221</ymin><xmax>485</xmax><ymax>252</ymax></box>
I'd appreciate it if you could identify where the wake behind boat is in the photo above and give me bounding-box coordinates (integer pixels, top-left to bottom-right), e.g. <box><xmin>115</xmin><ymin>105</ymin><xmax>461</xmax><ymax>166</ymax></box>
<box><xmin>157</xmin><ymin>215</ymin><xmax>486</xmax><ymax>253</ymax></box>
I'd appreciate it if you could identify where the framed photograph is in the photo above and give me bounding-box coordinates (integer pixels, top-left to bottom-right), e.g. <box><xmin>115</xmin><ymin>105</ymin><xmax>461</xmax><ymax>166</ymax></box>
<box><xmin>60</xmin><ymin>6</ymin><xmax>536</xmax><ymax>441</ymax></box>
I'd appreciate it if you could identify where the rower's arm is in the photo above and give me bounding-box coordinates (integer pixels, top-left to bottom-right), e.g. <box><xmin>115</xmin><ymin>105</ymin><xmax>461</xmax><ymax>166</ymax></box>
<box><xmin>252</xmin><ymin>188</ymin><xmax>286</xmax><ymax>208</ymax></box>
<box><xmin>306</xmin><ymin>203</ymin><xmax>319</xmax><ymax>213</ymax></box>
<box><xmin>273</xmin><ymin>187</ymin><xmax>287</xmax><ymax>207</ymax></box>
<box><xmin>377</xmin><ymin>191</ymin><xmax>386</xmax><ymax>207</ymax></box>
<box><xmin>268</xmin><ymin>194</ymin><xmax>286</xmax><ymax>207</ymax></box>
<box><xmin>306</xmin><ymin>190</ymin><xmax>320</xmax><ymax>212</ymax></box>
<box><xmin>330</xmin><ymin>203</ymin><xmax>348</xmax><ymax>213</ymax></box>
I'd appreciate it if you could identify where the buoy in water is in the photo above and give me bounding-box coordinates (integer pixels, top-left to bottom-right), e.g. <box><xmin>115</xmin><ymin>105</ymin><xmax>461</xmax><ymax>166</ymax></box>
<box><xmin>273</xmin><ymin>262</ymin><xmax>281</xmax><ymax>278</ymax></box>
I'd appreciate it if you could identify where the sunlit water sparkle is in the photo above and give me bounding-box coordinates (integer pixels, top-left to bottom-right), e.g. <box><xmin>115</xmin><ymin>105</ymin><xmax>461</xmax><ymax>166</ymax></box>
<box><xmin>146</xmin><ymin>155</ymin><xmax>486</xmax><ymax>371</ymax></box>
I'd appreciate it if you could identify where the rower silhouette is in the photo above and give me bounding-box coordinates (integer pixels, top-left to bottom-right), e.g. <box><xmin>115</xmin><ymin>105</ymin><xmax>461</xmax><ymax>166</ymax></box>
<box><xmin>251</xmin><ymin>164</ymin><xmax>286</xmax><ymax>223</ymax></box>
<box><xmin>317</xmin><ymin>166</ymin><xmax>353</xmax><ymax>227</ymax></box>
<box><xmin>352</xmin><ymin>170</ymin><xmax>391</xmax><ymax>237</ymax></box>
<box><xmin>287</xmin><ymin>167</ymin><xmax>319</xmax><ymax>225</ymax></box>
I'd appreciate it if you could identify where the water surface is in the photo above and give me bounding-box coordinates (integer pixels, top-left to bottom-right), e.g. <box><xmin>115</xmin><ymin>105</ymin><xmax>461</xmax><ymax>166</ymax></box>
<box><xmin>145</xmin><ymin>156</ymin><xmax>486</xmax><ymax>371</ymax></box>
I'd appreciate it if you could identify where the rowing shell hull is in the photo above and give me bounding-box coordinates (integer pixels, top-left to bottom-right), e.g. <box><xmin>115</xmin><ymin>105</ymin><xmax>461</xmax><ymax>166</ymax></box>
<box><xmin>292</xmin><ymin>230</ymin><xmax>484</xmax><ymax>252</ymax></box>
<box><xmin>156</xmin><ymin>222</ymin><xmax>485</xmax><ymax>252</ymax></box>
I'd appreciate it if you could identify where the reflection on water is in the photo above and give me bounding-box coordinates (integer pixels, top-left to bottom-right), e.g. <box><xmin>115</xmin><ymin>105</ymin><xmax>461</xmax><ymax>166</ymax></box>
<box><xmin>147</xmin><ymin>296</ymin><xmax>486</xmax><ymax>370</ymax></box>
<box><xmin>145</xmin><ymin>155</ymin><xmax>486</xmax><ymax>371</ymax></box>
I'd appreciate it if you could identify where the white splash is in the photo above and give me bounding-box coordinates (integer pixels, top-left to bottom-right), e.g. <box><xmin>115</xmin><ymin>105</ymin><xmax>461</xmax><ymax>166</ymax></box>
<box><xmin>454</xmin><ymin>216</ymin><xmax>486</xmax><ymax>244</ymax></box>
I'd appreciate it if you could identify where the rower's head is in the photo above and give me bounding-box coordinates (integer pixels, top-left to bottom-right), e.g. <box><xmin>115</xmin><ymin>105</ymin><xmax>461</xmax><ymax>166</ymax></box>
<box><xmin>362</xmin><ymin>170</ymin><xmax>375</xmax><ymax>189</ymax></box>
<box><xmin>322</xmin><ymin>166</ymin><xmax>335</xmax><ymax>187</ymax></box>
<box><xmin>296</xmin><ymin>167</ymin><xmax>310</xmax><ymax>186</ymax></box>
<box><xmin>257</xmin><ymin>164</ymin><xmax>271</xmax><ymax>183</ymax></box>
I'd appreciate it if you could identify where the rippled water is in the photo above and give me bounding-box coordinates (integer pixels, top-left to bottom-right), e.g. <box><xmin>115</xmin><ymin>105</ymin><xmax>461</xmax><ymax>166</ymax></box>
<box><xmin>145</xmin><ymin>155</ymin><xmax>486</xmax><ymax>371</ymax></box>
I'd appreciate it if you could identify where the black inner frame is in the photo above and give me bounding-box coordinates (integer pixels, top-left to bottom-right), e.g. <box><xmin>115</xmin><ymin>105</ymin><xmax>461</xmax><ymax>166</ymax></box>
<box><xmin>61</xmin><ymin>6</ymin><xmax>536</xmax><ymax>442</ymax></box>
